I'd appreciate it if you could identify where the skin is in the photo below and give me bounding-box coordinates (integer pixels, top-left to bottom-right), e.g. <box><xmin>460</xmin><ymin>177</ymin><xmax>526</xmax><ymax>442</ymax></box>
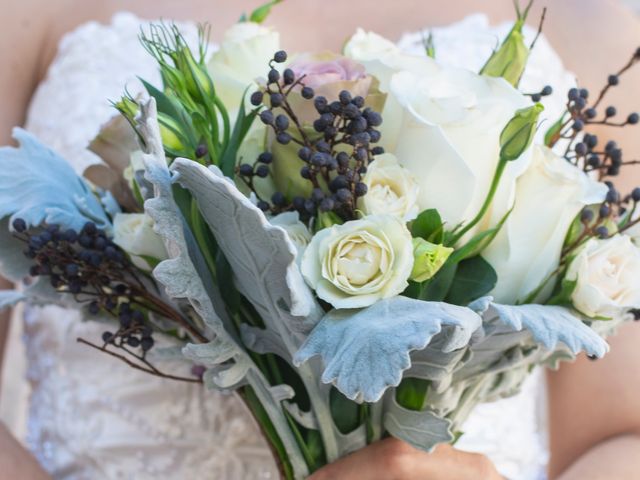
<box><xmin>1</xmin><ymin>1</ymin><xmax>639</xmax><ymax>478</ymax></box>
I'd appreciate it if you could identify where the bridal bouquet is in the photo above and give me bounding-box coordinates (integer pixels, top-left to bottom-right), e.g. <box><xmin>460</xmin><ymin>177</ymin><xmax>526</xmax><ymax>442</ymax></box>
<box><xmin>2</xmin><ymin>2</ymin><xmax>640</xmax><ymax>477</ymax></box>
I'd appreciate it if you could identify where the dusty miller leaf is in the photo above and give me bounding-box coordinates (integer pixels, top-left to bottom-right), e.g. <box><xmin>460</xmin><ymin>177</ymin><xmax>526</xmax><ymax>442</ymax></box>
<box><xmin>294</xmin><ymin>296</ymin><xmax>482</xmax><ymax>402</ymax></box>
<box><xmin>0</xmin><ymin>128</ymin><xmax>111</xmax><ymax>232</ymax></box>
<box><xmin>489</xmin><ymin>302</ymin><xmax>608</xmax><ymax>357</ymax></box>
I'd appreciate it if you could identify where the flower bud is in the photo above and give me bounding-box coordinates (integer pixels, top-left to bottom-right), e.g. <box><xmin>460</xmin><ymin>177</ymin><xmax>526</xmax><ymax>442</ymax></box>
<box><xmin>157</xmin><ymin>113</ymin><xmax>189</xmax><ymax>153</ymax></box>
<box><xmin>174</xmin><ymin>46</ymin><xmax>214</xmax><ymax>100</ymax></box>
<box><xmin>499</xmin><ymin>103</ymin><xmax>544</xmax><ymax>162</ymax></box>
<box><xmin>114</xmin><ymin>96</ymin><xmax>139</xmax><ymax>124</ymax></box>
<box><xmin>410</xmin><ymin>237</ymin><xmax>453</xmax><ymax>283</ymax></box>
<box><xmin>480</xmin><ymin>6</ymin><xmax>531</xmax><ymax>87</ymax></box>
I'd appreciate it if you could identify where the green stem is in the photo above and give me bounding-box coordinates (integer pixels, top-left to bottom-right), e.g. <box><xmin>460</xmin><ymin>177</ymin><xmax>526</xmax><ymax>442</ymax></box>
<box><xmin>190</xmin><ymin>198</ymin><xmax>218</xmax><ymax>281</ymax></box>
<box><xmin>448</xmin><ymin>160</ymin><xmax>507</xmax><ymax>246</ymax></box>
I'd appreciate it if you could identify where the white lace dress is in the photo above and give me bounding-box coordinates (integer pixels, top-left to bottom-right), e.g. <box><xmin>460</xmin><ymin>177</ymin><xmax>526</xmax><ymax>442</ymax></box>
<box><xmin>22</xmin><ymin>12</ymin><xmax>573</xmax><ymax>480</ymax></box>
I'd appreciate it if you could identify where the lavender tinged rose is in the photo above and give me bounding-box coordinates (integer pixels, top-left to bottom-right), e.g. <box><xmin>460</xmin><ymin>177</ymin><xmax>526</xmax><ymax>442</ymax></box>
<box><xmin>483</xmin><ymin>146</ymin><xmax>608</xmax><ymax>303</ymax></box>
<box><xmin>565</xmin><ymin>235</ymin><xmax>640</xmax><ymax>319</ymax></box>
<box><xmin>301</xmin><ymin>215</ymin><xmax>413</xmax><ymax>309</ymax></box>
<box><xmin>357</xmin><ymin>153</ymin><xmax>420</xmax><ymax>221</ymax></box>
<box><xmin>270</xmin><ymin>53</ymin><xmax>384</xmax><ymax>197</ymax></box>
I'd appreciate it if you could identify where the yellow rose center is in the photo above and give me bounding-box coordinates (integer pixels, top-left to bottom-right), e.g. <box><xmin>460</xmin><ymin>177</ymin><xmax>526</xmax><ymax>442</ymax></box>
<box><xmin>325</xmin><ymin>231</ymin><xmax>392</xmax><ymax>293</ymax></box>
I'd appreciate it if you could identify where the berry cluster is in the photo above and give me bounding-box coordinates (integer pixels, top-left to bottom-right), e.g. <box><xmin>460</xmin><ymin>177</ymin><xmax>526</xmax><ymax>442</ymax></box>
<box><xmin>13</xmin><ymin>218</ymin><xmax>157</xmax><ymax>354</ymax></box>
<box><xmin>550</xmin><ymin>48</ymin><xmax>640</xmax><ymax>242</ymax></box>
<box><xmin>238</xmin><ymin>50</ymin><xmax>384</xmax><ymax>223</ymax></box>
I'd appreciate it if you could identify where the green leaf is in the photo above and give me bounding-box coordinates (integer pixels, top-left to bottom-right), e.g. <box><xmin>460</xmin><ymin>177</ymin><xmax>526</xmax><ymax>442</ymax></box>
<box><xmin>138</xmin><ymin>254</ymin><xmax>161</xmax><ymax>270</ymax></box>
<box><xmin>395</xmin><ymin>378</ymin><xmax>430</xmax><ymax>411</ymax></box>
<box><xmin>330</xmin><ymin>387</ymin><xmax>361</xmax><ymax>434</ymax></box>
<box><xmin>547</xmin><ymin>278</ymin><xmax>578</xmax><ymax>306</ymax></box>
<box><xmin>242</xmin><ymin>386</ymin><xmax>295</xmax><ymax>480</ymax></box>
<box><xmin>445</xmin><ymin>256</ymin><xmax>498</xmax><ymax>306</ymax></box>
<box><xmin>544</xmin><ymin>113</ymin><xmax>567</xmax><ymax>147</ymax></box>
<box><xmin>418</xmin><ymin>261</ymin><xmax>458</xmax><ymax>301</ymax></box>
<box><xmin>220</xmin><ymin>93</ymin><xmax>259</xmax><ymax>177</ymax></box>
<box><xmin>450</xmin><ymin>207</ymin><xmax>512</xmax><ymax>262</ymax></box>
<box><xmin>249</xmin><ymin>0</ymin><xmax>283</xmax><ymax>23</ymax></box>
<box><xmin>411</xmin><ymin>209</ymin><xmax>444</xmax><ymax>244</ymax></box>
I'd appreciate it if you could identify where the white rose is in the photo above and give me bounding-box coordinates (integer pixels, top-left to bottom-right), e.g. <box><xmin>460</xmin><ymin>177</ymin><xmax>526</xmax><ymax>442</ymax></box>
<box><xmin>270</xmin><ymin>212</ymin><xmax>312</xmax><ymax>262</ymax></box>
<box><xmin>384</xmin><ymin>67</ymin><xmax>530</xmax><ymax>237</ymax></box>
<box><xmin>301</xmin><ymin>215</ymin><xmax>413</xmax><ymax>309</ymax></box>
<box><xmin>344</xmin><ymin>29</ymin><xmax>437</xmax><ymax>91</ymax></box>
<box><xmin>357</xmin><ymin>153</ymin><xmax>419</xmax><ymax>221</ymax></box>
<box><xmin>207</xmin><ymin>22</ymin><xmax>280</xmax><ymax>112</ymax></box>
<box><xmin>113</xmin><ymin>213</ymin><xmax>168</xmax><ymax>270</ymax></box>
<box><xmin>483</xmin><ymin>146</ymin><xmax>608</xmax><ymax>303</ymax></box>
<box><xmin>566</xmin><ymin>235</ymin><xmax>640</xmax><ymax>319</ymax></box>
<box><xmin>626</xmin><ymin>215</ymin><xmax>640</xmax><ymax>247</ymax></box>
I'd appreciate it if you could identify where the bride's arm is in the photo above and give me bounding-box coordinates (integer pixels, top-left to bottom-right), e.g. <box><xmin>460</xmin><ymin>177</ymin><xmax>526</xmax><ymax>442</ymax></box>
<box><xmin>0</xmin><ymin>2</ymin><xmax>54</xmax><ymax>478</ymax></box>
<box><xmin>547</xmin><ymin>323</ymin><xmax>640</xmax><ymax>480</ymax></box>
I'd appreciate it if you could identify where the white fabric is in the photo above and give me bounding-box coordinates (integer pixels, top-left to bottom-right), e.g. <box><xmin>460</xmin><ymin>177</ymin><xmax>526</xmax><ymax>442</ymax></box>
<box><xmin>21</xmin><ymin>12</ymin><xmax>566</xmax><ymax>479</ymax></box>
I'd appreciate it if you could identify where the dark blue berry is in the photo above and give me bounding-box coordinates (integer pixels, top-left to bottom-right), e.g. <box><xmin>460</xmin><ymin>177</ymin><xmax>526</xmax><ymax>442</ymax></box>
<box><xmin>275</xmin><ymin>114</ymin><xmax>289</xmax><ymax>131</ymax></box>
<box><xmin>301</xmin><ymin>86</ymin><xmax>314</xmax><ymax>99</ymax></box>
<box><xmin>239</xmin><ymin>164</ymin><xmax>254</xmax><ymax>177</ymax></box>
<box><xmin>258</xmin><ymin>152</ymin><xmax>273</xmax><ymax>164</ymax></box>
<box><xmin>255</xmin><ymin>165</ymin><xmax>270</xmax><ymax>178</ymax></box>
<box><xmin>276</xmin><ymin>132</ymin><xmax>292</xmax><ymax>144</ymax></box>
<box><xmin>271</xmin><ymin>191</ymin><xmax>286</xmax><ymax>206</ymax></box>
<box><xmin>273</xmin><ymin>50</ymin><xmax>287</xmax><ymax>63</ymax></box>
<box><xmin>259</xmin><ymin>110</ymin><xmax>274</xmax><ymax>125</ymax></box>
<box><xmin>250</xmin><ymin>91</ymin><xmax>264</xmax><ymax>106</ymax></box>
<box><xmin>595</xmin><ymin>226</ymin><xmax>609</xmax><ymax>238</ymax></box>
<box><xmin>270</xmin><ymin>93</ymin><xmax>284</xmax><ymax>107</ymax></box>
<box><xmin>195</xmin><ymin>144</ymin><xmax>208</xmax><ymax>158</ymax></box>
<box><xmin>267</xmin><ymin>69</ymin><xmax>280</xmax><ymax>84</ymax></box>
<box><xmin>283</xmin><ymin>68</ymin><xmax>295</xmax><ymax>85</ymax></box>
<box><xmin>608</xmin><ymin>74</ymin><xmax>619</xmax><ymax>86</ymax></box>
<box><xmin>12</xmin><ymin>218</ymin><xmax>26</xmax><ymax>233</ymax></box>
<box><xmin>339</xmin><ymin>90</ymin><xmax>352</xmax><ymax>105</ymax></box>
<box><xmin>627</xmin><ymin>113</ymin><xmax>639</xmax><ymax>125</ymax></box>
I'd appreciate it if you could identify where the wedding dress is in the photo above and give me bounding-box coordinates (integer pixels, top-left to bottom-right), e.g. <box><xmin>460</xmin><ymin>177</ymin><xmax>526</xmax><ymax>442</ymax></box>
<box><xmin>21</xmin><ymin>12</ymin><xmax>574</xmax><ymax>480</ymax></box>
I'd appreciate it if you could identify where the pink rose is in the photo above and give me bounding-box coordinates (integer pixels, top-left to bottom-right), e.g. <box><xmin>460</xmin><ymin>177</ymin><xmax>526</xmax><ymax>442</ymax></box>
<box><xmin>288</xmin><ymin>52</ymin><xmax>370</xmax><ymax>92</ymax></box>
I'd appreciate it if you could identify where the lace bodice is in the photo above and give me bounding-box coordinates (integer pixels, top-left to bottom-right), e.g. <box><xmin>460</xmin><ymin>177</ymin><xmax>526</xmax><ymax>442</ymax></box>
<box><xmin>22</xmin><ymin>12</ymin><xmax>569</xmax><ymax>479</ymax></box>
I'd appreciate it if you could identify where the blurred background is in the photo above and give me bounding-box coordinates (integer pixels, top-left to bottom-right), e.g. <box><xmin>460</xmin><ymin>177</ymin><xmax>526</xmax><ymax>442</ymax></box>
<box><xmin>626</xmin><ymin>0</ymin><xmax>640</xmax><ymax>9</ymax></box>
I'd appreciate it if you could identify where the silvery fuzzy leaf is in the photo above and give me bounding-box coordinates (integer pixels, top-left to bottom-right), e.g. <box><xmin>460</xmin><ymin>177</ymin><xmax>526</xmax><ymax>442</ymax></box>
<box><xmin>139</xmin><ymin>102</ymin><xmax>230</xmax><ymax>340</ymax></box>
<box><xmin>170</xmin><ymin>158</ymin><xmax>322</xmax><ymax>347</ymax></box>
<box><xmin>0</xmin><ymin>219</ymin><xmax>33</xmax><ymax>282</ymax></box>
<box><xmin>182</xmin><ymin>339</ymin><xmax>237</xmax><ymax>367</ymax></box>
<box><xmin>240</xmin><ymin>324</ymin><xmax>291</xmax><ymax>360</ymax></box>
<box><xmin>383</xmin><ymin>393</ymin><xmax>453</xmax><ymax>451</ymax></box>
<box><xmin>294</xmin><ymin>296</ymin><xmax>482</xmax><ymax>402</ymax></box>
<box><xmin>0</xmin><ymin>128</ymin><xmax>111</xmax><ymax>232</ymax></box>
<box><xmin>0</xmin><ymin>290</ymin><xmax>26</xmax><ymax>310</ymax></box>
<box><xmin>283</xmin><ymin>402</ymin><xmax>319</xmax><ymax>430</ymax></box>
<box><xmin>134</xmin><ymin>101</ymin><xmax>314</xmax><ymax>478</ymax></box>
<box><xmin>488</xmin><ymin>303</ymin><xmax>608</xmax><ymax>358</ymax></box>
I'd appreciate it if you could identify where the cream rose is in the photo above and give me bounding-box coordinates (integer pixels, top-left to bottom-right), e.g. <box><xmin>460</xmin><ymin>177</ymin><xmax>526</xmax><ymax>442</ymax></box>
<box><xmin>207</xmin><ymin>22</ymin><xmax>280</xmax><ymax>112</ymax></box>
<box><xmin>113</xmin><ymin>213</ymin><xmax>168</xmax><ymax>270</ymax></box>
<box><xmin>357</xmin><ymin>153</ymin><xmax>419</xmax><ymax>221</ymax></box>
<box><xmin>566</xmin><ymin>235</ymin><xmax>640</xmax><ymax>319</ymax></box>
<box><xmin>301</xmin><ymin>215</ymin><xmax>413</xmax><ymax>309</ymax></box>
<box><xmin>483</xmin><ymin>146</ymin><xmax>608</xmax><ymax>303</ymax></box>
<box><xmin>270</xmin><ymin>212</ymin><xmax>312</xmax><ymax>262</ymax></box>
